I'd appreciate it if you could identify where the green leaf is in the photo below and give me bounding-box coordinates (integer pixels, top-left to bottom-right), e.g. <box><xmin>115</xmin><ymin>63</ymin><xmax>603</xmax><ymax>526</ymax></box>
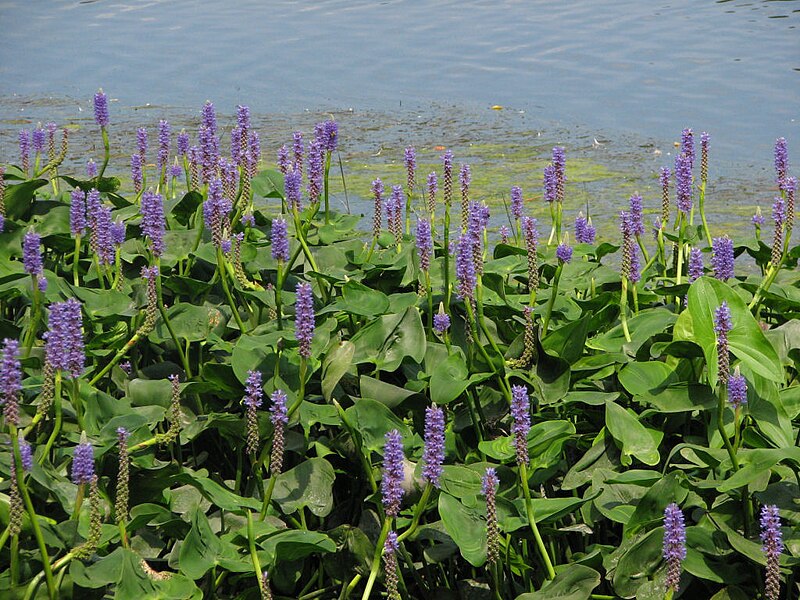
<box><xmin>343</xmin><ymin>398</ymin><xmax>413</xmax><ymax>453</ymax></box>
<box><xmin>605</xmin><ymin>401</ymin><xmax>660</xmax><ymax>466</ymax></box>
<box><xmin>430</xmin><ymin>354</ymin><xmax>470</xmax><ymax>404</ymax></box>
<box><xmin>321</xmin><ymin>339</ymin><xmax>355</xmax><ymax>401</ymax></box>
<box><xmin>619</xmin><ymin>362</ymin><xmax>716</xmax><ymax>412</ymax></box>
<box><xmin>438</xmin><ymin>492</ymin><xmax>487</xmax><ymax>567</ymax></box>
<box><xmin>179</xmin><ymin>507</ymin><xmax>228</xmax><ymax>579</ymax></box>
<box><xmin>258</xmin><ymin>529</ymin><xmax>336</xmax><ymax>563</ymax></box>
<box><xmin>515</xmin><ymin>565</ymin><xmax>600</xmax><ymax>600</ymax></box>
<box><xmin>624</xmin><ymin>473</ymin><xmax>687</xmax><ymax>537</ymax></box>
<box><xmin>5</xmin><ymin>179</ymin><xmax>48</xmax><ymax>218</ymax></box>
<box><xmin>272</xmin><ymin>458</ymin><xmax>336</xmax><ymax>517</ymax></box>
<box><xmin>688</xmin><ymin>276</ymin><xmax>783</xmax><ymax>387</ymax></box>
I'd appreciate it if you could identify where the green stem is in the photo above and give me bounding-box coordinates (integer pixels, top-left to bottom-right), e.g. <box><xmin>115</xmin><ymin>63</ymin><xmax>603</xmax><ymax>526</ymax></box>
<box><xmin>324</xmin><ymin>151</ymin><xmax>332</xmax><ymax>225</ymax></box>
<box><xmin>541</xmin><ymin>263</ymin><xmax>563</xmax><ymax>336</ymax></box>
<box><xmin>72</xmin><ymin>234</ymin><xmax>82</xmax><ymax>286</ymax></box>
<box><xmin>156</xmin><ymin>261</ymin><xmax>194</xmax><ymax>374</ymax></box>
<box><xmin>247</xmin><ymin>511</ymin><xmax>268</xmax><ymax>597</ymax></box>
<box><xmin>620</xmin><ymin>277</ymin><xmax>632</xmax><ymax>343</ymax></box>
<box><xmin>361</xmin><ymin>518</ymin><xmax>392</xmax><ymax>600</ymax></box>
<box><xmin>698</xmin><ymin>182</ymin><xmax>713</xmax><ymax>248</ymax></box>
<box><xmin>40</xmin><ymin>372</ymin><xmax>63</xmax><ymax>462</ymax></box>
<box><xmin>519</xmin><ymin>462</ymin><xmax>556</xmax><ymax>580</ymax></box>
<box><xmin>398</xmin><ymin>483</ymin><xmax>433</xmax><ymax>543</ymax></box>
<box><xmin>258</xmin><ymin>475</ymin><xmax>278</xmax><ymax>521</ymax></box>
<box><xmin>716</xmin><ymin>385</ymin><xmax>739</xmax><ymax>472</ymax></box>
<box><xmin>216</xmin><ymin>248</ymin><xmax>248</xmax><ymax>335</ymax></box>
<box><xmin>286</xmin><ymin>358</ymin><xmax>307</xmax><ymax>419</ymax></box>
<box><xmin>98</xmin><ymin>128</ymin><xmax>110</xmax><ymax>179</ymax></box>
<box><xmin>11</xmin><ymin>427</ymin><xmax>57</xmax><ymax>599</ymax></box>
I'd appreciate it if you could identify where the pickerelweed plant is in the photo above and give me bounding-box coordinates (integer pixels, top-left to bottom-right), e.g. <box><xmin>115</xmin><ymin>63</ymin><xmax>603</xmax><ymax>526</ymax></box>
<box><xmin>0</xmin><ymin>91</ymin><xmax>797</xmax><ymax>600</ymax></box>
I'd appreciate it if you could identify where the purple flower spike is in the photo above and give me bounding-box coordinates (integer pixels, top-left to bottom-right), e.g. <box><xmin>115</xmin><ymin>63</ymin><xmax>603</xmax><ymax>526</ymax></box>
<box><xmin>0</xmin><ymin>338</ymin><xmax>22</xmax><ymax>406</ymax></box>
<box><xmin>32</xmin><ymin>128</ymin><xmax>45</xmax><ymax>154</ymax></box>
<box><xmin>433</xmin><ymin>312</ymin><xmax>450</xmax><ymax>334</ymax></box>
<box><xmin>715</xmin><ymin>301</ymin><xmax>732</xmax><ymax>384</ymax></box>
<box><xmin>270</xmin><ymin>389</ymin><xmax>288</xmax><ymax>426</ymax></box>
<box><xmin>371</xmin><ymin>178</ymin><xmax>384</xmax><ymax>238</ymax></box>
<box><xmin>728</xmin><ymin>373</ymin><xmax>747</xmax><ymax>409</ymax></box>
<box><xmin>141</xmin><ymin>190</ymin><xmax>166</xmax><ymax>257</ymax></box>
<box><xmin>499</xmin><ymin>225</ymin><xmax>510</xmax><ymax>244</ymax></box>
<box><xmin>71</xmin><ymin>435</ymin><xmax>94</xmax><ymax>484</ymax></box>
<box><xmin>510</xmin><ymin>384</ymin><xmax>531</xmax><ymax>466</ymax></box>
<box><xmin>201</xmin><ymin>101</ymin><xmax>217</xmax><ymax>134</ymax></box>
<box><xmin>244</xmin><ymin>370</ymin><xmax>263</xmax><ymax>409</ymax></box>
<box><xmin>510</xmin><ymin>186</ymin><xmax>523</xmax><ymax>220</ymax></box>
<box><xmin>675</xmin><ymin>154</ymin><xmax>693</xmax><ymax>214</ymax></box>
<box><xmin>774</xmin><ymin>137</ymin><xmax>788</xmax><ymax>184</ymax></box>
<box><xmin>278</xmin><ymin>144</ymin><xmax>290</xmax><ymax>174</ymax></box>
<box><xmin>177</xmin><ymin>131</ymin><xmax>189</xmax><ymax>157</ymax></box>
<box><xmin>94</xmin><ymin>205</ymin><xmax>115</xmax><ymax>265</ymax></box>
<box><xmin>381</xmin><ymin>429</ymin><xmax>405</xmax><ymax>518</ymax></box>
<box><xmin>680</xmin><ymin>128</ymin><xmax>694</xmax><ymax>163</ymax></box>
<box><xmin>663</xmin><ymin>503</ymin><xmax>686</xmax><ymax>593</ymax></box>
<box><xmin>44</xmin><ymin>298</ymin><xmax>85</xmax><ymax>379</ymax></box>
<box><xmin>131</xmin><ymin>155</ymin><xmax>143</xmax><ymax>194</ymax></box>
<box><xmin>556</xmin><ymin>242</ymin><xmax>572</xmax><ymax>264</ymax></box>
<box><xmin>137</xmin><ymin>127</ymin><xmax>147</xmax><ymax>158</ymax></box>
<box><xmin>574</xmin><ymin>212</ymin><xmax>596</xmax><ymax>243</ymax></box>
<box><xmin>292</xmin><ymin>131</ymin><xmax>304</xmax><ymax>175</ymax></box>
<box><xmin>620</xmin><ymin>211</ymin><xmax>640</xmax><ymax>284</ymax></box>
<box><xmin>455</xmin><ymin>233</ymin><xmax>476</xmax><ymax>302</ymax></box>
<box><xmin>482</xmin><ymin>467</ymin><xmax>500</xmax><ymax>563</ymax></box>
<box><xmin>442</xmin><ymin>150</ymin><xmax>453</xmax><ymax>206</ymax></box>
<box><xmin>387</xmin><ymin>185</ymin><xmax>404</xmax><ymax>243</ymax></box>
<box><xmin>23</xmin><ymin>231</ymin><xmax>43</xmax><ymax>277</ymax></box>
<box><xmin>285</xmin><ymin>166</ymin><xmax>303</xmax><ymax>211</ymax></box>
<box><xmin>415</xmin><ymin>217</ymin><xmax>432</xmax><ymax>272</ymax></box>
<box><xmin>322</xmin><ymin>121</ymin><xmax>338</xmax><ymax>153</ymax></box>
<box><xmin>86</xmin><ymin>159</ymin><xmax>98</xmax><ymax>179</ymax></box>
<box><xmin>271</xmin><ymin>218</ymin><xmax>289</xmax><ymax>262</ymax></box>
<box><xmin>307</xmin><ymin>140</ymin><xmax>324</xmax><ymax>203</ymax></box>
<box><xmin>660</xmin><ymin>166</ymin><xmax>671</xmax><ymax>222</ymax></box>
<box><xmin>543</xmin><ymin>164</ymin><xmax>557</xmax><ymax>204</ymax></box>
<box><xmin>711</xmin><ymin>236</ymin><xmax>734</xmax><ymax>281</ymax></box>
<box><xmin>760</xmin><ymin>504</ymin><xmax>783</xmax><ymax>600</ymax></box>
<box><xmin>157</xmin><ymin>120</ymin><xmax>171</xmax><ymax>172</ymax></box>
<box><xmin>19</xmin><ymin>439</ymin><xmax>33</xmax><ymax>472</ymax></box>
<box><xmin>552</xmin><ymin>146</ymin><xmax>566</xmax><ymax>203</ymax></box>
<box><xmin>688</xmin><ymin>247</ymin><xmax>704</xmax><ymax>282</ymax></box>
<box><xmin>294</xmin><ymin>283</ymin><xmax>315</xmax><ymax>359</ymax></box>
<box><xmin>19</xmin><ymin>130</ymin><xmax>30</xmax><ymax>174</ymax></box>
<box><xmin>752</xmin><ymin>208</ymin><xmax>765</xmax><ymax>227</ymax></box>
<box><xmin>422</xmin><ymin>405</ymin><xmax>445</xmax><ymax>487</ymax></box>
<box><xmin>629</xmin><ymin>194</ymin><xmax>645</xmax><ymax>236</ymax></box>
<box><xmin>93</xmin><ymin>90</ymin><xmax>109</xmax><ymax>128</ymax></box>
<box><xmin>405</xmin><ymin>146</ymin><xmax>416</xmax><ymax>192</ymax></box>
<box><xmin>427</xmin><ymin>171</ymin><xmax>437</xmax><ymax>214</ymax></box>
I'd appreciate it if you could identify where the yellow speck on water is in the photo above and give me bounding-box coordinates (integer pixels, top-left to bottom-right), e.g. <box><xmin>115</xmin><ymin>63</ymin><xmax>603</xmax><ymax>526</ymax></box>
<box><xmin>491</xmin><ymin>105</ymin><xmax>503</xmax><ymax>110</ymax></box>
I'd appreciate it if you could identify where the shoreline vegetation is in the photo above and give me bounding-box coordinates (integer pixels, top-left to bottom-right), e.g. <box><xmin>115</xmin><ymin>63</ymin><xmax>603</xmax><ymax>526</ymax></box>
<box><xmin>0</xmin><ymin>91</ymin><xmax>797</xmax><ymax>600</ymax></box>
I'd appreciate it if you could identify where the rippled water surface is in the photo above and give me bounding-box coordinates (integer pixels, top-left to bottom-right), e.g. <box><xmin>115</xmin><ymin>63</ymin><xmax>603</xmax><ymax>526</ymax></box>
<box><xmin>0</xmin><ymin>0</ymin><xmax>797</xmax><ymax>219</ymax></box>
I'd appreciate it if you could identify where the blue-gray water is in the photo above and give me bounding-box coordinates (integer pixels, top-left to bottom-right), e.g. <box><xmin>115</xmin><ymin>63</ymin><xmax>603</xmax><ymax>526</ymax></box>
<box><xmin>0</xmin><ymin>0</ymin><xmax>797</xmax><ymax>200</ymax></box>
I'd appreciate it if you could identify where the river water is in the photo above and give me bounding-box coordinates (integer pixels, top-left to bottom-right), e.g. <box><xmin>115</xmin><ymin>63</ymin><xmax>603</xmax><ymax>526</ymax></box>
<box><xmin>0</xmin><ymin>0</ymin><xmax>797</xmax><ymax>231</ymax></box>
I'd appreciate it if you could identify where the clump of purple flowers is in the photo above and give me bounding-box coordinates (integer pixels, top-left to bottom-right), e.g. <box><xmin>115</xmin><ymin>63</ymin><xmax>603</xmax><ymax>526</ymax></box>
<box><xmin>23</xmin><ymin>231</ymin><xmax>44</xmax><ymax>278</ymax></box>
<box><xmin>93</xmin><ymin>89</ymin><xmax>109</xmax><ymax>128</ymax></box>
<box><xmin>511</xmin><ymin>186</ymin><xmax>523</xmax><ymax>220</ymax></box>
<box><xmin>44</xmin><ymin>298</ymin><xmax>85</xmax><ymax>379</ymax></box>
<box><xmin>574</xmin><ymin>212</ymin><xmax>596</xmax><ymax>243</ymax></box>
<box><xmin>714</xmin><ymin>301</ymin><xmax>732</xmax><ymax>385</ymax></box>
<box><xmin>415</xmin><ymin>217</ymin><xmax>432</xmax><ymax>272</ymax></box>
<box><xmin>774</xmin><ymin>137</ymin><xmax>788</xmax><ymax>185</ymax></box>
<box><xmin>285</xmin><ymin>166</ymin><xmax>303</xmax><ymax>211</ymax></box>
<box><xmin>628</xmin><ymin>194</ymin><xmax>645</xmax><ymax>236</ymax></box>
<box><xmin>556</xmin><ymin>242</ymin><xmax>572</xmax><ymax>264</ymax></box>
<box><xmin>294</xmin><ymin>283</ymin><xmax>315</xmax><ymax>359</ymax></box>
<box><xmin>760</xmin><ymin>504</ymin><xmax>783</xmax><ymax>600</ymax></box>
<box><xmin>387</xmin><ymin>186</ymin><xmax>403</xmax><ymax>244</ymax></box>
<box><xmin>727</xmin><ymin>372</ymin><xmax>747</xmax><ymax>409</ymax></box>
<box><xmin>0</xmin><ymin>338</ymin><xmax>22</xmax><ymax>408</ymax></box>
<box><xmin>381</xmin><ymin>429</ymin><xmax>405</xmax><ymax>518</ymax></box>
<box><xmin>620</xmin><ymin>211</ymin><xmax>640</xmax><ymax>284</ymax></box>
<box><xmin>662</xmin><ymin>503</ymin><xmax>686</xmax><ymax>593</ymax></box>
<box><xmin>422</xmin><ymin>405</ymin><xmax>445</xmax><ymax>487</ymax></box>
<box><xmin>271</xmin><ymin>218</ymin><xmax>290</xmax><ymax>263</ymax></box>
<box><xmin>675</xmin><ymin>154</ymin><xmax>693</xmax><ymax>215</ymax></box>
<box><xmin>72</xmin><ymin>434</ymin><xmax>95</xmax><ymax>485</ymax></box>
<box><xmin>455</xmin><ymin>233</ymin><xmax>477</xmax><ymax>303</ymax></box>
<box><xmin>426</xmin><ymin>171</ymin><xmax>437</xmax><ymax>214</ymax></box>
<box><xmin>433</xmin><ymin>312</ymin><xmax>450</xmax><ymax>335</ymax></box>
<box><xmin>141</xmin><ymin>190</ymin><xmax>166</xmax><ymax>257</ymax></box>
<box><xmin>244</xmin><ymin>370</ymin><xmax>263</xmax><ymax>456</ymax></box>
<box><xmin>711</xmin><ymin>236</ymin><xmax>734</xmax><ymax>281</ymax></box>
<box><xmin>510</xmin><ymin>384</ymin><xmax>531</xmax><ymax>466</ymax></box>
<box><xmin>404</xmin><ymin>146</ymin><xmax>416</xmax><ymax>192</ymax></box>
<box><xmin>687</xmin><ymin>247</ymin><xmax>704</xmax><ymax>282</ymax></box>
<box><xmin>270</xmin><ymin>389</ymin><xmax>289</xmax><ymax>475</ymax></box>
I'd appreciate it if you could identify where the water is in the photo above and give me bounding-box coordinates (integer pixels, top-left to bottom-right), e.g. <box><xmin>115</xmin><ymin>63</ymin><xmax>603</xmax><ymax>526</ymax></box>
<box><xmin>0</xmin><ymin>0</ymin><xmax>797</xmax><ymax>226</ymax></box>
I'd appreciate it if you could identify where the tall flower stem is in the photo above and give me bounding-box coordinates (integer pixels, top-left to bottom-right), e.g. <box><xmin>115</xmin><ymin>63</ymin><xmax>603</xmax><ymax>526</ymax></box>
<box><xmin>258</xmin><ymin>475</ymin><xmax>278</xmax><ymax>520</ymax></box>
<box><xmin>40</xmin><ymin>372</ymin><xmax>63</xmax><ymax>462</ymax></box>
<box><xmin>324</xmin><ymin>151</ymin><xmax>332</xmax><ymax>224</ymax></box>
<box><xmin>397</xmin><ymin>483</ymin><xmax>433</xmax><ymax>543</ymax></box>
<box><xmin>360</xmin><ymin>518</ymin><xmax>392</xmax><ymax>600</ymax></box>
<box><xmin>698</xmin><ymin>182</ymin><xmax>713</xmax><ymax>248</ymax></box>
<box><xmin>156</xmin><ymin>260</ymin><xmax>196</xmax><ymax>371</ymax></box>
<box><xmin>246</xmin><ymin>511</ymin><xmax>268</xmax><ymax>598</ymax></box>
<box><xmin>540</xmin><ymin>263</ymin><xmax>563</xmax><ymax>336</ymax></box>
<box><xmin>286</xmin><ymin>358</ymin><xmax>307</xmax><ymax>419</ymax></box>
<box><xmin>216</xmin><ymin>248</ymin><xmax>248</xmax><ymax>335</ymax></box>
<box><xmin>716</xmin><ymin>385</ymin><xmax>739</xmax><ymax>472</ymax></box>
<box><xmin>98</xmin><ymin>128</ymin><xmax>110</xmax><ymax>178</ymax></box>
<box><xmin>519</xmin><ymin>462</ymin><xmax>556</xmax><ymax>580</ymax></box>
<box><xmin>424</xmin><ymin>270</ymin><xmax>433</xmax><ymax>336</ymax></box>
<box><xmin>620</xmin><ymin>277</ymin><xmax>632</xmax><ymax>343</ymax></box>
<box><xmin>675</xmin><ymin>213</ymin><xmax>686</xmax><ymax>286</ymax></box>
<box><xmin>72</xmin><ymin>234</ymin><xmax>82</xmax><ymax>286</ymax></box>
<box><xmin>10</xmin><ymin>426</ymin><xmax>57</xmax><ymax>599</ymax></box>
<box><xmin>21</xmin><ymin>279</ymin><xmax>42</xmax><ymax>357</ymax></box>
<box><xmin>275</xmin><ymin>262</ymin><xmax>285</xmax><ymax>329</ymax></box>
<box><xmin>443</xmin><ymin>202</ymin><xmax>452</xmax><ymax>311</ymax></box>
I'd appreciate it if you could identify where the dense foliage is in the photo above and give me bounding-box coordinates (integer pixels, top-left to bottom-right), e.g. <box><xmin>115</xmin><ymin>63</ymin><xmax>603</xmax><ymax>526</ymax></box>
<box><xmin>0</xmin><ymin>94</ymin><xmax>798</xmax><ymax>600</ymax></box>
